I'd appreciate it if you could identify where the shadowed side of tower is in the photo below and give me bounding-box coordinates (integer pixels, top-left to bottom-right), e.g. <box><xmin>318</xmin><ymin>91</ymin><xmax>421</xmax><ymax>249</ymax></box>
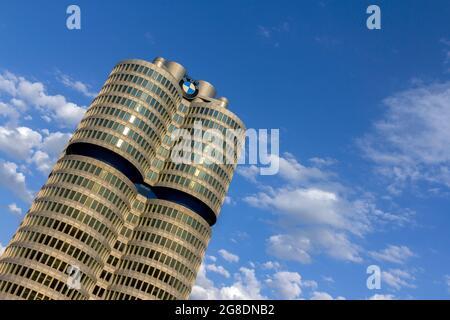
<box><xmin>0</xmin><ymin>58</ymin><xmax>245</xmax><ymax>300</ymax></box>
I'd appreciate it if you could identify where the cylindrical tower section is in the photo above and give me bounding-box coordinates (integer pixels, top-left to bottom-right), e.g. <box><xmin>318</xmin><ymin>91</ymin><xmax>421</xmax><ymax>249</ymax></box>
<box><xmin>68</xmin><ymin>59</ymin><xmax>183</xmax><ymax>179</ymax></box>
<box><xmin>155</xmin><ymin>100</ymin><xmax>245</xmax><ymax>219</ymax></box>
<box><xmin>104</xmin><ymin>199</ymin><xmax>211</xmax><ymax>300</ymax></box>
<box><xmin>0</xmin><ymin>155</ymin><xmax>137</xmax><ymax>300</ymax></box>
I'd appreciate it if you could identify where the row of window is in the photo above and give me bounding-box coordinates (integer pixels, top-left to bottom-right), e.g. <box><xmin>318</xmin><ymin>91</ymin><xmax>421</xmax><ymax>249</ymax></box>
<box><xmin>190</xmin><ymin>105</ymin><xmax>242</xmax><ymax>130</ymax></box>
<box><xmin>22</xmin><ymin>214</ymin><xmax>108</xmax><ymax>258</ymax></box>
<box><xmin>113</xmin><ymin>260</ymin><xmax>189</xmax><ymax>297</ymax></box>
<box><xmin>139</xmin><ymin>217</ymin><xmax>206</xmax><ymax>251</ymax></box>
<box><xmin>71</xmin><ymin>128</ymin><xmax>151</xmax><ymax>173</ymax></box>
<box><xmin>109</xmin><ymin>273</ymin><xmax>177</xmax><ymax>300</ymax></box>
<box><xmin>86</xmin><ymin>104</ymin><xmax>165</xmax><ymax>140</ymax></box>
<box><xmin>54</xmin><ymin>157</ymin><xmax>134</xmax><ymax>198</ymax></box>
<box><xmin>158</xmin><ymin>172</ymin><xmax>221</xmax><ymax>210</ymax></box>
<box><xmin>130</xmin><ymin>230</ymin><xmax>201</xmax><ymax>268</ymax></box>
<box><xmin>182</xmin><ymin>118</ymin><xmax>241</xmax><ymax>163</ymax></box>
<box><xmin>78</xmin><ymin>116</ymin><xmax>156</xmax><ymax>158</ymax></box>
<box><xmin>139</xmin><ymin>201</ymin><xmax>211</xmax><ymax>238</ymax></box>
<box><xmin>163</xmin><ymin>163</ymin><xmax>227</xmax><ymax>197</ymax></box>
<box><xmin>92</xmin><ymin>92</ymin><xmax>170</xmax><ymax>124</ymax></box>
<box><xmin>112</xmin><ymin>62</ymin><xmax>181</xmax><ymax>105</ymax></box>
<box><xmin>106</xmin><ymin>72</ymin><xmax>178</xmax><ymax>111</ymax></box>
<box><xmin>39</xmin><ymin>184</ymin><xmax>128</xmax><ymax>215</ymax></box>
<box><xmin>0</xmin><ymin>262</ymin><xmax>85</xmax><ymax>300</ymax></box>
<box><xmin>33</xmin><ymin>191</ymin><xmax>122</xmax><ymax>231</ymax></box>
<box><xmin>1</xmin><ymin>245</ymin><xmax>93</xmax><ymax>297</ymax></box>
<box><xmin>11</xmin><ymin>230</ymin><xmax>101</xmax><ymax>274</ymax></box>
<box><xmin>99</xmin><ymin>82</ymin><xmax>176</xmax><ymax>118</ymax></box>
<box><xmin>48</xmin><ymin>170</ymin><xmax>133</xmax><ymax>203</ymax></box>
<box><xmin>119</xmin><ymin>247</ymin><xmax>195</xmax><ymax>283</ymax></box>
<box><xmin>0</xmin><ymin>280</ymin><xmax>51</xmax><ymax>300</ymax></box>
<box><xmin>30</xmin><ymin>199</ymin><xmax>116</xmax><ymax>242</ymax></box>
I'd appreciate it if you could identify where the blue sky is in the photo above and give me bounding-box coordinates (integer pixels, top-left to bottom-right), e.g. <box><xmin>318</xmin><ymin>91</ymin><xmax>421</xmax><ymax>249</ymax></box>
<box><xmin>1</xmin><ymin>0</ymin><xmax>450</xmax><ymax>299</ymax></box>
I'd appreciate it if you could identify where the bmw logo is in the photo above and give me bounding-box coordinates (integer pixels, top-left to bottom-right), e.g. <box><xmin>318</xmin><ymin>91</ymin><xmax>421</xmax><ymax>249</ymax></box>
<box><xmin>180</xmin><ymin>76</ymin><xmax>198</xmax><ymax>99</ymax></box>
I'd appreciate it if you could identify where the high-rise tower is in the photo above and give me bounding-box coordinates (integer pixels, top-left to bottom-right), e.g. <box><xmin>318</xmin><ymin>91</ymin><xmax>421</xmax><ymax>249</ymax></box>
<box><xmin>0</xmin><ymin>58</ymin><xmax>245</xmax><ymax>300</ymax></box>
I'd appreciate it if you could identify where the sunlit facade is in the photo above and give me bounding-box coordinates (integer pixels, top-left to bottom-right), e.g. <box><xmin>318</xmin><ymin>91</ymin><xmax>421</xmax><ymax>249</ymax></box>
<box><xmin>0</xmin><ymin>57</ymin><xmax>245</xmax><ymax>300</ymax></box>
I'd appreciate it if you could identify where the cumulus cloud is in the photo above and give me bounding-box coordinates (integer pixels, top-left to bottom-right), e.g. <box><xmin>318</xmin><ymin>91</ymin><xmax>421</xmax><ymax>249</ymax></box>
<box><xmin>0</xmin><ymin>161</ymin><xmax>33</xmax><ymax>203</ymax></box>
<box><xmin>382</xmin><ymin>269</ymin><xmax>416</xmax><ymax>290</ymax></box>
<box><xmin>224</xmin><ymin>196</ymin><xmax>236</xmax><ymax>205</ymax></box>
<box><xmin>218</xmin><ymin>249</ymin><xmax>240</xmax><ymax>263</ymax></box>
<box><xmin>31</xmin><ymin>131</ymin><xmax>71</xmax><ymax>174</ymax></box>
<box><xmin>8</xmin><ymin>203</ymin><xmax>22</xmax><ymax>215</ymax></box>
<box><xmin>0</xmin><ymin>126</ymin><xmax>71</xmax><ymax>174</ymax></box>
<box><xmin>0</xmin><ymin>71</ymin><xmax>86</xmax><ymax>127</ymax></box>
<box><xmin>191</xmin><ymin>264</ymin><xmax>265</xmax><ymax>300</ymax></box>
<box><xmin>261</xmin><ymin>261</ymin><xmax>281</xmax><ymax>270</ymax></box>
<box><xmin>310</xmin><ymin>291</ymin><xmax>345</xmax><ymax>300</ymax></box>
<box><xmin>243</xmin><ymin>153</ymin><xmax>410</xmax><ymax>264</ymax></box>
<box><xmin>205</xmin><ymin>264</ymin><xmax>230</xmax><ymax>278</ymax></box>
<box><xmin>237</xmin><ymin>165</ymin><xmax>260</xmax><ymax>182</ymax></box>
<box><xmin>369</xmin><ymin>245</ymin><xmax>416</xmax><ymax>264</ymax></box>
<box><xmin>266</xmin><ymin>271</ymin><xmax>302</xmax><ymax>299</ymax></box>
<box><xmin>56</xmin><ymin>72</ymin><xmax>97</xmax><ymax>98</ymax></box>
<box><xmin>244</xmin><ymin>186</ymin><xmax>371</xmax><ymax>235</ymax></box>
<box><xmin>0</xmin><ymin>126</ymin><xmax>42</xmax><ymax>160</ymax></box>
<box><xmin>359</xmin><ymin>81</ymin><xmax>450</xmax><ymax>194</ymax></box>
<box><xmin>267</xmin><ymin>230</ymin><xmax>363</xmax><ymax>264</ymax></box>
<box><xmin>191</xmin><ymin>262</ymin><xmax>326</xmax><ymax>300</ymax></box>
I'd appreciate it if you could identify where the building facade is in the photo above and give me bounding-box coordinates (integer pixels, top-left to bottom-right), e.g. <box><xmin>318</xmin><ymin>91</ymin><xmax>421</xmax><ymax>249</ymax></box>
<box><xmin>0</xmin><ymin>57</ymin><xmax>245</xmax><ymax>300</ymax></box>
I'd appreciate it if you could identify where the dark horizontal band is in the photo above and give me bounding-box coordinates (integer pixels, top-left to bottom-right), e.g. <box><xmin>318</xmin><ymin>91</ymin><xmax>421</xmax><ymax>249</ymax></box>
<box><xmin>66</xmin><ymin>142</ymin><xmax>217</xmax><ymax>226</ymax></box>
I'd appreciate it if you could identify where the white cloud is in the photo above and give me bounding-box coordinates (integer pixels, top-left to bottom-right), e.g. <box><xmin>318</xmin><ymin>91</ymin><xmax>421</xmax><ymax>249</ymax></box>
<box><xmin>31</xmin><ymin>150</ymin><xmax>52</xmax><ymax>173</ymax></box>
<box><xmin>266</xmin><ymin>271</ymin><xmax>302</xmax><ymax>299</ymax></box>
<box><xmin>191</xmin><ymin>265</ymin><xmax>265</xmax><ymax>300</ymax></box>
<box><xmin>382</xmin><ymin>269</ymin><xmax>416</xmax><ymax>290</ymax></box>
<box><xmin>277</xmin><ymin>153</ymin><xmax>330</xmax><ymax>184</ymax></box>
<box><xmin>57</xmin><ymin>72</ymin><xmax>97</xmax><ymax>98</ymax></box>
<box><xmin>243</xmin><ymin>153</ymin><xmax>411</xmax><ymax>265</ymax></box>
<box><xmin>359</xmin><ymin>81</ymin><xmax>450</xmax><ymax>193</ymax></box>
<box><xmin>444</xmin><ymin>275</ymin><xmax>450</xmax><ymax>293</ymax></box>
<box><xmin>206</xmin><ymin>255</ymin><xmax>217</xmax><ymax>262</ymax></box>
<box><xmin>0</xmin><ymin>126</ymin><xmax>42</xmax><ymax>160</ymax></box>
<box><xmin>0</xmin><ymin>126</ymin><xmax>71</xmax><ymax>174</ymax></box>
<box><xmin>237</xmin><ymin>165</ymin><xmax>260</xmax><ymax>182</ymax></box>
<box><xmin>224</xmin><ymin>196</ymin><xmax>235</xmax><ymax>205</ymax></box>
<box><xmin>310</xmin><ymin>291</ymin><xmax>345</xmax><ymax>300</ymax></box>
<box><xmin>0</xmin><ymin>161</ymin><xmax>33</xmax><ymax>203</ymax></box>
<box><xmin>8</xmin><ymin>203</ymin><xmax>22</xmax><ymax>215</ymax></box>
<box><xmin>0</xmin><ymin>243</ymin><xmax>5</xmax><ymax>256</ymax></box>
<box><xmin>267</xmin><ymin>234</ymin><xmax>312</xmax><ymax>264</ymax></box>
<box><xmin>205</xmin><ymin>264</ymin><xmax>230</xmax><ymax>278</ymax></box>
<box><xmin>267</xmin><ymin>229</ymin><xmax>363</xmax><ymax>264</ymax></box>
<box><xmin>238</xmin><ymin>153</ymin><xmax>331</xmax><ymax>185</ymax></box>
<box><xmin>218</xmin><ymin>249</ymin><xmax>240</xmax><ymax>263</ymax></box>
<box><xmin>261</xmin><ymin>261</ymin><xmax>281</xmax><ymax>270</ymax></box>
<box><xmin>309</xmin><ymin>157</ymin><xmax>337</xmax><ymax>167</ymax></box>
<box><xmin>40</xmin><ymin>131</ymin><xmax>71</xmax><ymax>156</ymax></box>
<box><xmin>369</xmin><ymin>293</ymin><xmax>396</xmax><ymax>300</ymax></box>
<box><xmin>31</xmin><ymin>131</ymin><xmax>71</xmax><ymax>174</ymax></box>
<box><xmin>0</xmin><ymin>102</ymin><xmax>20</xmax><ymax>123</ymax></box>
<box><xmin>244</xmin><ymin>187</ymin><xmax>371</xmax><ymax>235</ymax></box>
<box><xmin>0</xmin><ymin>71</ymin><xmax>86</xmax><ymax>127</ymax></box>
<box><xmin>369</xmin><ymin>245</ymin><xmax>415</xmax><ymax>264</ymax></box>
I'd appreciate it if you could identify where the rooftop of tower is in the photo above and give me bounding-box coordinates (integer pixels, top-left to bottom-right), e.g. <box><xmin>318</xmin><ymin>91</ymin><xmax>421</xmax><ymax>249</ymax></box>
<box><xmin>151</xmin><ymin>57</ymin><xmax>229</xmax><ymax>108</ymax></box>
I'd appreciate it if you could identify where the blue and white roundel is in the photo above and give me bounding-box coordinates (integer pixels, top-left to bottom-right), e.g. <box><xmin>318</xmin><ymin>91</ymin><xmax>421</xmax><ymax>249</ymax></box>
<box><xmin>182</xmin><ymin>81</ymin><xmax>197</xmax><ymax>95</ymax></box>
